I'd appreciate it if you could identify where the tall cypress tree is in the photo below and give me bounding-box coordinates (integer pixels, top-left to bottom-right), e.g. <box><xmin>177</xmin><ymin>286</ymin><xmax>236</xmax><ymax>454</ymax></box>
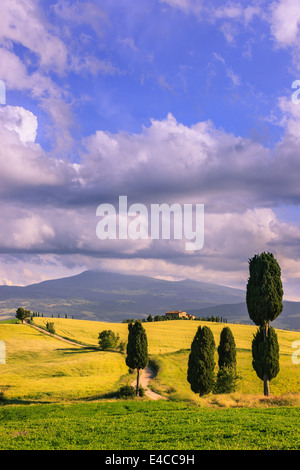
<box><xmin>218</xmin><ymin>327</ymin><xmax>236</xmax><ymax>369</ymax></box>
<box><xmin>126</xmin><ymin>321</ymin><xmax>148</xmax><ymax>396</ymax></box>
<box><xmin>252</xmin><ymin>326</ymin><xmax>280</xmax><ymax>396</ymax></box>
<box><xmin>187</xmin><ymin>325</ymin><xmax>215</xmax><ymax>397</ymax></box>
<box><xmin>246</xmin><ymin>252</ymin><xmax>283</xmax><ymax>396</ymax></box>
<box><xmin>215</xmin><ymin>327</ymin><xmax>238</xmax><ymax>393</ymax></box>
<box><xmin>246</xmin><ymin>252</ymin><xmax>283</xmax><ymax>334</ymax></box>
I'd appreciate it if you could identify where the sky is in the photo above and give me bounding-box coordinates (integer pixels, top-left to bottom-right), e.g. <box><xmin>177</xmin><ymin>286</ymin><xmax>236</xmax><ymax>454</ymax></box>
<box><xmin>1</xmin><ymin>0</ymin><xmax>300</xmax><ymax>300</ymax></box>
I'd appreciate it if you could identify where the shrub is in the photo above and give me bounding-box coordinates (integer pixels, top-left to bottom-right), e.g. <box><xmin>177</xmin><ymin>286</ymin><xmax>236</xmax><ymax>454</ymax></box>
<box><xmin>98</xmin><ymin>330</ymin><xmax>120</xmax><ymax>350</ymax></box>
<box><xmin>46</xmin><ymin>322</ymin><xmax>55</xmax><ymax>335</ymax></box>
<box><xmin>117</xmin><ymin>385</ymin><xmax>145</xmax><ymax>399</ymax></box>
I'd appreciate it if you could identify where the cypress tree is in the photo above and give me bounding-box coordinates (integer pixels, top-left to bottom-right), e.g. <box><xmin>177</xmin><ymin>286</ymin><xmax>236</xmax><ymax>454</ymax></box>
<box><xmin>126</xmin><ymin>321</ymin><xmax>148</xmax><ymax>396</ymax></box>
<box><xmin>218</xmin><ymin>327</ymin><xmax>236</xmax><ymax>369</ymax></box>
<box><xmin>252</xmin><ymin>326</ymin><xmax>280</xmax><ymax>396</ymax></box>
<box><xmin>246</xmin><ymin>252</ymin><xmax>283</xmax><ymax>396</ymax></box>
<box><xmin>187</xmin><ymin>325</ymin><xmax>215</xmax><ymax>396</ymax></box>
<box><xmin>215</xmin><ymin>327</ymin><xmax>238</xmax><ymax>393</ymax></box>
<box><xmin>246</xmin><ymin>252</ymin><xmax>283</xmax><ymax>333</ymax></box>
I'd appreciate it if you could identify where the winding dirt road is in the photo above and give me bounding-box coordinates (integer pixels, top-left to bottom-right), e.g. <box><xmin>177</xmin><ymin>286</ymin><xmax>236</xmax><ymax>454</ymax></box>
<box><xmin>27</xmin><ymin>323</ymin><xmax>85</xmax><ymax>347</ymax></box>
<box><xmin>28</xmin><ymin>322</ymin><xmax>166</xmax><ymax>400</ymax></box>
<box><xmin>131</xmin><ymin>366</ymin><xmax>167</xmax><ymax>400</ymax></box>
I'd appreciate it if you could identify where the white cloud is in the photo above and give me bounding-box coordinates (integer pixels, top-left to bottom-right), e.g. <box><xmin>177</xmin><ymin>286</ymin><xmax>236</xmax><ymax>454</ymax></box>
<box><xmin>269</xmin><ymin>0</ymin><xmax>300</xmax><ymax>47</ymax></box>
<box><xmin>0</xmin><ymin>106</ymin><xmax>300</xmax><ymax>298</ymax></box>
<box><xmin>213</xmin><ymin>52</ymin><xmax>241</xmax><ymax>86</ymax></box>
<box><xmin>0</xmin><ymin>0</ymin><xmax>68</xmax><ymax>74</ymax></box>
<box><xmin>0</xmin><ymin>108</ymin><xmax>74</xmax><ymax>194</ymax></box>
<box><xmin>0</xmin><ymin>106</ymin><xmax>37</xmax><ymax>143</ymax></box>
<box><xmin>160</xmin><ymin>0</ymin><xmax>203</xmax><ymax>14</ymax></box>
<box><xmin>52</xmin><ymin>0</ymin><xmax>107</xmax><ymax>34</ymax></box>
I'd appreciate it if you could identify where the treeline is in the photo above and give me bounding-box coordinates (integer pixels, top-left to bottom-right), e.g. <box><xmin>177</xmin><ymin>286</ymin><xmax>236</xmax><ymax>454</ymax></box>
<box><xmin>122</xmin><ymin>314</ymin><xmax>228</xmax><ymax>323</ymax></box>
<box><xmin>30</xmin><ymin>311</ymin><xmax>74</xmax><ymax>319</ymax></box>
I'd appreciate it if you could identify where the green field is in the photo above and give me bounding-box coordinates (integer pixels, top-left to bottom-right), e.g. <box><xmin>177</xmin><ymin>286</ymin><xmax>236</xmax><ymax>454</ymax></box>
<box><xmin>0</xmin><ymin>401</ymin><xmax>300</xmax><ymax>450</ymax></box>
<box><xmin>0</xmin><ymin>317</ymin><xmax>300</xmax><ymax>450</ymax></box>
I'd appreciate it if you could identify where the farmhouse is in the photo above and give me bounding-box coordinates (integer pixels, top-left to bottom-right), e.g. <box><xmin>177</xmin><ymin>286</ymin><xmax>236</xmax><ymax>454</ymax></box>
<box><xmin>165</xmin><ymin>310</ymin><xmax>196</xmax><ymax>320</ymax></box>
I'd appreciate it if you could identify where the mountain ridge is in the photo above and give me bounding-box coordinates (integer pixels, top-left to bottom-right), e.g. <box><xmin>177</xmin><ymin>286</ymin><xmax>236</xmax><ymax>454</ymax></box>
<box><xmin>0</xmin><ymin>270</ymin><xmax>298</xmax><ymax>330</ymax></box>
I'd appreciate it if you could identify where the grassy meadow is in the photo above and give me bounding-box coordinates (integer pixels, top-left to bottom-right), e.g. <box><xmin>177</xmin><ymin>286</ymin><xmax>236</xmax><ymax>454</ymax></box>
<box><xmin>1</xmin><ymin>401</ymin><xmax>300</xmax><ymax>450</ymax></box>
<box><xmin>1</xmin><ymin>317</ymin><xmax>299</xmax><ymax>403</ymax></box>
<box><xmin>0</xmin><ymin>321</ymin><xmax>129</xmax><ymax>402</ymax></box>
<box><xmin>0</xmin><ymin>317</ymin><xmax>300</xmax><ymax>450</ymax></box>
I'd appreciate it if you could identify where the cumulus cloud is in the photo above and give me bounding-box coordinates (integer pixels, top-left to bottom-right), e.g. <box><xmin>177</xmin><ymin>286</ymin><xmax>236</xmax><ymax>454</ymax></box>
<box><xmin>269</xmin><ymin>0</ymin><xmax>300</xmax><ymax>47</ymax></box>
<box><xmin>0</xmin><ymin>0</ymin><xmax>68</xmax><ymax>74</ymax></box>
<box><xmin>0</xmin><ymin>0</ymin><xmax>118</xmax><ymax>153</ymax></box>
<box><xmin>0</xmin><ymin>106</ymin><xmax>37</xmax><ymax>143</ymax></box>
<box><xmin>1</xmin><ymin>105</ymin><xmax>300</xmax><ymax>295</ymax></box>
<box><xmin>0</xmin><ymin>106</ymin><xmax>76</xmax><ymax>200</ymax></box>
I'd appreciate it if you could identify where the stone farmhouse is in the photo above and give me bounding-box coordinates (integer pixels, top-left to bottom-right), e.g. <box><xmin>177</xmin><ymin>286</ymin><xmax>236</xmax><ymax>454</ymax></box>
<box><xmin>165</xmin><ymin>310</ymin><xmax>196</xmax><ymax>320</ymax></box>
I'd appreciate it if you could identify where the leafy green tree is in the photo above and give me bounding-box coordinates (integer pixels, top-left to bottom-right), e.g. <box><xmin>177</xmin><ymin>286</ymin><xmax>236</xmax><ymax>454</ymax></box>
<box><xmin>187</xmin><ymin>325</ymin><xmax>215</xmax><ymax>396</ymax></box>
<box><xmin>246</xmin><ymin>252</ymin><xmax>283</xmax><ymax>396</ymax></box>
<box><xmin>126</xmin><ymin>321</ymin><xmax>148</xmax><ymax>396</ymax></box>
<box><xmin>98</xmin><ymin>330</ymin><xmax>120</xmax><ymax>350</ymax></box>
<box><xmin>215</xmin><ymin>327</ymin><xmax>238</xmax><ymax>393</ymax></box>
<box><xmin>252</xmin><ymin>326</ymin><xmax>280</xmax><ymax>396</ymax></box>
<box><xmin>15</xmin><ymin>307</ymin><xmax>31</xmax><ymax>324</ymax></box>
<box><xmin>46</xmin><ymin>322</ymin><xmax>56</xmax><ymax>335</ymax></box>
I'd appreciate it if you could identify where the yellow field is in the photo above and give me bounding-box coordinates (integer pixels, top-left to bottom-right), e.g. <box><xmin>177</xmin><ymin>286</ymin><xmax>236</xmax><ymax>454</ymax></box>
<box><xmin>31</xmin><ymin>316</ymin><xmax>300</xmax><ymax>355</ymax></box>
<box><xmin>0</xmin><ymin>322</ymin><xmax>129</xmax><ymax>402</ymax></box>
<box><xmin>1</xmin><ymin>318</ymin><xmax>300</xmax><ymax>404</ymax></box>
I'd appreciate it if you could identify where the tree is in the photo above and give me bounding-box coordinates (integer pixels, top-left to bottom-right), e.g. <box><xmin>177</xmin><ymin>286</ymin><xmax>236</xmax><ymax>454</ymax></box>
<box><xmin>187</xmin><ymin>325</ymin><xmax>215</xmax><ymax>396</ymax></box>
<box><xmin>15</xmin><ymin>307</ymin><xmax>31</xmax><ymax>324</ymax></box>
<box><xmin>246</xmin><ymin>252</ymin><xmax>283</xmax><ymax>336</ymax></box>
<box><xmin>98</xmin><ymin>330</ymin><xmax>120</xmax><ymax>350</ymax></box>
<box><xmin>217</xmin><ymin>327</ymin><xmax>236</xmax><ymax>369</ymax></box>
<box><xmin>125</xmin><ymin>321</ymin><xmax>148</xmax><ymax>396</ymax></box>
<box><xmin>246</xmin><ymin>252</ymin><xmax>283</xmax><ymax>396</ymax></box>
<box><xmin>46</xmin><ymin>322</ymin><xmax>55</xmax><ymax>335</ymax></box>
<box><xmin>215</xmin><ymin>327</ymin><xmax>238</xmax><ymax>393</ymax></box>
<box><xmin>252</xmin><ymin>326</ymin><xmax>280</xmax><ymax>396</ymax></box>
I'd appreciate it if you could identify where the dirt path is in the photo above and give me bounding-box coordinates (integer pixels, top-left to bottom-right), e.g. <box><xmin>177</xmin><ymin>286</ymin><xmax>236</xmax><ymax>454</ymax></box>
<box><xmin>27</xmin><ymin>322</ymin><xmax>166</xmax><ymax>400</ymax></box>
<box><xmin>131</xmin><ymin>366</ymin><xmax>167</xmax><ymax>401</ymax></box>
<box><xmin>27</xmin><ymin>323</ymin><xmax>87</xmax><ymax>347</ymax></box>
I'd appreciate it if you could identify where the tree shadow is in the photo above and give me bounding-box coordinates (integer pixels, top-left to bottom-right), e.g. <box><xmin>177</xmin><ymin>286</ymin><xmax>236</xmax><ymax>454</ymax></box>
<box><xmin>56</xmin><ymin>346</ymin><xmax>99</xmax><ymax>354</ymax></box>
<box><xmin>0</xmin><ymin>397</ymin><xmax>54</xmax><ymax>405</ymax></box>
<box><xmin>56</xmin><ymin>347</ymin><xmax>125</xmax><ymax>356</ymax></box>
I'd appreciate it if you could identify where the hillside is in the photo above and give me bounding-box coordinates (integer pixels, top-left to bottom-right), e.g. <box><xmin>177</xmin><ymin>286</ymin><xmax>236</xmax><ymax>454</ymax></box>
<box><xmin>190</xmin><ymin>300</ymin><xmax>300</xmax><ymax>331</ymax></box>
<box><xmin>0</xmin><ymin>270</ymin><xmax>245</xmax><ymax>322</ymax></box>
<box><xmin>0</xmin><ymin>270</ymin><xmax>299</xmax><ymax>330</ymax></box>
<box><xmin>1</xmin><ymin>317</ymin><xmax>300</xmax><ymax>404</ymax></box>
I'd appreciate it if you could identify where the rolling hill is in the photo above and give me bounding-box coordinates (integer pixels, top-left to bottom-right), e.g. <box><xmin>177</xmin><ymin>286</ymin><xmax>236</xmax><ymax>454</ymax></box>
<box><xmin>0</xmin><ymin>270</ymin><xmax>299</xmax><ymax>329</ymax></box>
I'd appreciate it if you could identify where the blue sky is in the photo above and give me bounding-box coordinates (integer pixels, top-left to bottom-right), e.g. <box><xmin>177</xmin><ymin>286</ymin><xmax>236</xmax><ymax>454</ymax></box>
<box><xmin>1</xmin><ymin>0</ymin><xmax>300</xmax><ymax>302</ymax></box>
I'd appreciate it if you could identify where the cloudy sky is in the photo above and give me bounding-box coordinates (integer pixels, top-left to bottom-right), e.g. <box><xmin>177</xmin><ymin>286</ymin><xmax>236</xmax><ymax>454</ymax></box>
<box><xmin>1</xmin><ymin>0</ymin><xmax>300</xmax><ymax>300</ymax></box>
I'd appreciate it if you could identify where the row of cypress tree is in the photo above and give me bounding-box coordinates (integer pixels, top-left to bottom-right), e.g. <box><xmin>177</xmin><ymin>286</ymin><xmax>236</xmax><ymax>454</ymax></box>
<box><xmin>187</xmin><ymin>325</ymin><xmax>238</xmax><ymax>396</ymax></box>
<box><xmin>187</xmin><ymin>251</ymin><xmax>283</xmax><ymax>398</ymax></box>
<box><xmin>125</xmin><ymin>251</ymin><xmax>283</xmax><ymax>398</ymax></box>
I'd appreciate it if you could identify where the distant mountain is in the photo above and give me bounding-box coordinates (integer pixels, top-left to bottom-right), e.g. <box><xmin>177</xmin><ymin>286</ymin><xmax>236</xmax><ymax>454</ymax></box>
<box><xmin>0</xmin><ymin>270</ymin><xmax>245</xmax><ymax>321</ymax></box>
<box><xmin>189</xmin><ymin>300</ymin><xmax>300</xmax><ymax>331</ymax></box>
<box><xmin>0</xmin><ymin>270</ymin><xmax>298</xmax><ymax>330</ymax></box>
